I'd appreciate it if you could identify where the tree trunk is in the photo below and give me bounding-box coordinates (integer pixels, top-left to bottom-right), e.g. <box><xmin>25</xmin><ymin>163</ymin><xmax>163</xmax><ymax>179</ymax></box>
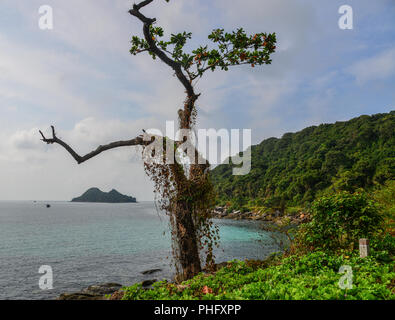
<box><xmin>174</xmin><ymin>201</ymin><xmax>201</xmax><ymax>281</ymax></box>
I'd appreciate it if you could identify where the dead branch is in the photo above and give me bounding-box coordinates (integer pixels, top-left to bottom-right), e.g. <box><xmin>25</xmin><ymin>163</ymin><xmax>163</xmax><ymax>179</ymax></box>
<box><xmin>39</xmin><ymin>126</ymin><xmax>149</xmax><ymax>164</ymax></box>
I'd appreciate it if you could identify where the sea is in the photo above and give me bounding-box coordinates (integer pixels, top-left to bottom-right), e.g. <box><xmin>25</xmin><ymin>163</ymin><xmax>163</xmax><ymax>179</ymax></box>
<box><xmin>0</xmin><ymin>201</ymin><xmax>279</xmax><ymax>300</ymax></box>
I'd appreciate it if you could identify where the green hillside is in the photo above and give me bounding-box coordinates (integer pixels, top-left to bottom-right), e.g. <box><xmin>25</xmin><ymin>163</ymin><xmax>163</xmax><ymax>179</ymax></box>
<box><xmin>211</xmin><ymin>111</ymin><xmax>395</xmax><ymax>211</ymax></box>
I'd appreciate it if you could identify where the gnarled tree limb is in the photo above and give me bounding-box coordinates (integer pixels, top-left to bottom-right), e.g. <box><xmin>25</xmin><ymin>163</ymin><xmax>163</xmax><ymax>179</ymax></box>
<box><xmin>133</xmin><ymin>0</ymin><xmax>155</xmax><ymax>11</ymax></box>
<box><xmin>39</xmin><ymin>126</ymin><xmax>149</xmax><ymax>164</ymax></box>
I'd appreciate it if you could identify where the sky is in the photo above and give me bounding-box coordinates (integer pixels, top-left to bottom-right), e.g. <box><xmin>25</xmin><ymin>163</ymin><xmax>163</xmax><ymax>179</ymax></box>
<box><xmin>0</xmin><ymin>0</ymin><xmax>394</xmax><ymax>201</ymax></box>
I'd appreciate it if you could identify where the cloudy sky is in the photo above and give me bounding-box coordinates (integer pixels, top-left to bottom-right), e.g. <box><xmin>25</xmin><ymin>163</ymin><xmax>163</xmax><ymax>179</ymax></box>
<box><xmin>0</xmin><ymin>0</ymin><xmax>394</xmax><ymax>201</ymax></box>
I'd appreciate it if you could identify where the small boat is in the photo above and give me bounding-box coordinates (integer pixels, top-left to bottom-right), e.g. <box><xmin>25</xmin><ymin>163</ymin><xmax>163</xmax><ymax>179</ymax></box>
<box><xmin>46</xmin><ymin>204</ymin><xmax>51</xmax><ymax>208</ymax></box>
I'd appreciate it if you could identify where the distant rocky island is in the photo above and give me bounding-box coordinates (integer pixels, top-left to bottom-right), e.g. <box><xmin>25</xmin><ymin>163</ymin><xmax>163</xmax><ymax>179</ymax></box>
<box><xmin>71</xmin><ymin>188</ymin><xmax>137</xmax><ymax>203</ymax></box>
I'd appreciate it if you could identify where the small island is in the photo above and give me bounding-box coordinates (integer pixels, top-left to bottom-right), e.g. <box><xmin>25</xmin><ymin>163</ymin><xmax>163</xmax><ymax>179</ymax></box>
<box><xmin>71</xmin><ymin>188</ymin><xmax>137</xmax><ymax>203</ymax></box>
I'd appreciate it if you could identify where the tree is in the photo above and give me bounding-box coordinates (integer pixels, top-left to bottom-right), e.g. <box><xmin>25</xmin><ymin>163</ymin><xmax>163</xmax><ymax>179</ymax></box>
<box><xmin>39</xmin><ymin>0</ymin><xmax>276</xmax><ymax>281</ymax></box>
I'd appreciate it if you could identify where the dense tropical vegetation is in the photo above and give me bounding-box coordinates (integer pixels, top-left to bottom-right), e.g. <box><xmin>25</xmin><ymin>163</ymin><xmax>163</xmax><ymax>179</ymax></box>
<box><xmin>123</xmin><ymin>248</ymin><xmax>394</xmax><ymax>300</ymax></box>
<box><xmin>121</xmin><ymin>111</ymin><xmax>394</xmax><ymax>300</ymax></box>
<box><xmin>211</xmin><ymin>111</ymin><xmax>394</xmax><ymax>213</ymax></box>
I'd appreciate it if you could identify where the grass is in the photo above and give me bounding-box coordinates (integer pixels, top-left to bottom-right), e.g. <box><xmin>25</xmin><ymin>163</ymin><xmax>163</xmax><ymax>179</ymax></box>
<box><xmin>122</xmin><ymin>245</ymin><xmax>394</xmax><ymax>300</ymax></box>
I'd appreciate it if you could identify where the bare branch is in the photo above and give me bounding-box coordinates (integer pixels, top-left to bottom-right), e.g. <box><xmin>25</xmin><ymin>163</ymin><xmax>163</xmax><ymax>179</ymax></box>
<box><xmin>134</xmin><ymin>0</ymin><xmax>155</xmax><ymax>11</ymax></box>
<box><xmin>39</xmin><ymin>126</ymin><xmax>150</xmax><ymax>164</ymax></box>
<box><xmin>129</xmin><ymin>6</ymin><xmax>156</xmax><ymax>24</ymax></box>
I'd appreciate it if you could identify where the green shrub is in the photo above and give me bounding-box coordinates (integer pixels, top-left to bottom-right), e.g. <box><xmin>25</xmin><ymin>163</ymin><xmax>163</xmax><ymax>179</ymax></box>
<box><xmin>373</xmin><ymin>180</ymin><xmax>395</xmax><ymax>235</ymax></box>
<box><xmin>122</xmin><ymin>247</ymin><xmax>395</xmax><ymax>300</ymax></box>
<box><xmin>370</xmin><ymin>233</ymin><xmax>395</xmax><ymax>257</ymax></box>
<box><xmin>296</xmin><ymin>191</ymin><xmax>384</xmax><ymax>251</ymax></box>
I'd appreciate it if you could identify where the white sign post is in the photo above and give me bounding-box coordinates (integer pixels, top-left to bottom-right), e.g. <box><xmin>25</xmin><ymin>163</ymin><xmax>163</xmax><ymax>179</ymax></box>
<box><xmin>359</xmin><ymin>238</ymin><xmax>369</xmax><ymax>258</ymax></box>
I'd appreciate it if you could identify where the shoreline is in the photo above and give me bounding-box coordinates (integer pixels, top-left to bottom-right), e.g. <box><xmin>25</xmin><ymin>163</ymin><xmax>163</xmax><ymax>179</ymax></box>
<box><xmin>211</xmin><ymin>206</ymin><xmax>310</xmax><ymax>225</ymax></box>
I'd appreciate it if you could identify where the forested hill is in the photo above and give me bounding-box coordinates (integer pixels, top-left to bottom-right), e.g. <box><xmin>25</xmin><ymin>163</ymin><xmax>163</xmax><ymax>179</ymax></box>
<box><xmin>71</xmin><ymin>188</ymin><xmax>137</xmax><ymax>203</ymax></box>
<box><xmin>211</xmin><ymin>111</ymin><xmax>395</xmax><ymax>210</ymax></box>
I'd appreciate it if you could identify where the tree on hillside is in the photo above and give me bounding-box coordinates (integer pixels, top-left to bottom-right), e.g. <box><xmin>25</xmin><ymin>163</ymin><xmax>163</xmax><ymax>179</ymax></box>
<box><xmin>39</xmin><ymin>0</ymin><xmax>276</xmax><ymax>280</ymax></box>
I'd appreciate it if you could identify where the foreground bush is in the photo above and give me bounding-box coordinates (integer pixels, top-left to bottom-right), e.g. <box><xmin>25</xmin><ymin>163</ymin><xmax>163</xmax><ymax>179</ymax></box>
<box><xmin>122</xmin><ymin>247</ymin><xmax>394</xmax><ymax>300</ymax></box>
<box><xmin>374</xmin><ymin>180</ymin><xmax>395</xmax><ymax>236</ymax></box>
<box><xmin>295</xmin><ymin>191</ymin><xmax>384</xmax><ymax>251</ymax></box>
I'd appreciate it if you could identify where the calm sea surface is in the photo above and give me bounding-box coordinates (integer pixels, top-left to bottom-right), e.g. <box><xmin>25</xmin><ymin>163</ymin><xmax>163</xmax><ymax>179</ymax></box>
<box><xmin>0</xmin><ymin>201</ymin><xmax>278</xmax><ymax>300</ymax></box>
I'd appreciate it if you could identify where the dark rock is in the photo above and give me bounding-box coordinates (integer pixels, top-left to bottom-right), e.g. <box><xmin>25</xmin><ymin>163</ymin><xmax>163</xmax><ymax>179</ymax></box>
<box><xmin>82</xmin><ymin>283</ymin><xmax>122</xmax><ymax>296</ymax></box>
<box><xmin>142</xmin><ymin>279</ymin><xmax>157</xmax><ymax>287</ymax></box>
<box><xmin>141</xmin><ymin>268</ymin><xmax>162</xmax><ymax>275</ymax></box>
<box><xmin>58</xmin><ymin>283</ymin><xmax>122</xmax><ymax>300</ymax></box>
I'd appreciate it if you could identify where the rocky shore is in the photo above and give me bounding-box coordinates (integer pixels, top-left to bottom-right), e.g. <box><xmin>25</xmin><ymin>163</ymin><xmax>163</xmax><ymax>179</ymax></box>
<box><xmin>57</xmin><ymin>262</ymin><xmax>234</xmax><ymax>300</ymax></box>
<box><xmin>211</xmin><ymin>206</ymin><xmax>310</xmax><ymax>225</ymax></box>
<box><xmin>57</xmin><ymin>268</ymin><xmax>165</xmax><ymax>300</ymax></box>
<box><xmin>57</xmin><ymin>283</ymin><xmax>123</xmax><ymax>300</ymax></box>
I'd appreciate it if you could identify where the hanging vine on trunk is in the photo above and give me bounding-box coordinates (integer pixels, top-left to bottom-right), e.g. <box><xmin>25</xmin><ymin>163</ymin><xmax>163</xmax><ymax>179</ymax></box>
<box><xmin>142</xmin><ymin>145</ymin><xmax>219</xmax><ymax>276</ymax></box>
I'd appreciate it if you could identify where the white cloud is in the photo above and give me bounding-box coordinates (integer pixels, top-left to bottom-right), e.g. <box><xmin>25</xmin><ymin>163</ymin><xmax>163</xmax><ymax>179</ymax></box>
<box><xmin>215</xmin><ymin>0</ymin><xmax>316</xmax><ymax>55</ymax></box>
<box><xmin>348</xmin><ymin>48</ymin><xmax>395</xmax><ymax>84</ymax></box>
<box><xmin>0</xmin><ymin>33</ymin><xmax>106</xmax><ymax>119</ymax></box>
<box><xmin>10</xmin><ymin>127</ymin><xmax>43</xmax><ymax>151</ymax></box>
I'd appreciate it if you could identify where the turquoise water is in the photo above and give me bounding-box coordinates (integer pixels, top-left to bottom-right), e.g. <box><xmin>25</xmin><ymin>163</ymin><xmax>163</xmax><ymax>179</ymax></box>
<box><xmin>0</xmin><ymin>201</ymin><xmax>278</xmax><ymax>300</ymax></box>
